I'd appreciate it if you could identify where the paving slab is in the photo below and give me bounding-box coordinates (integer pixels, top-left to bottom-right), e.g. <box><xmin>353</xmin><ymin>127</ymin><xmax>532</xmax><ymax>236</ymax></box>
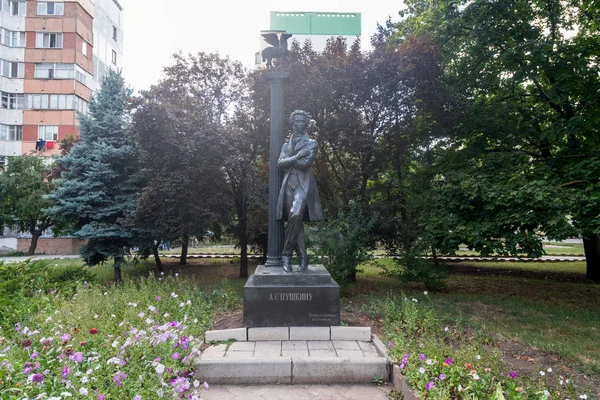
<box><xmin>195</xmin><ymin>358</ymin><xmax>292</xmax><ymax>384</ymax></box>
<box><xmin>307</xmin><ymin>341</ymin><xmax>335</xmax><ymax>351</ymax></box>
<box><xmin>228</xmin><ymin>341</ymin><xmax>255</xmax><ymax>351</ymax></box>
<box><xmin>308</xmin><ymin>349</ymin><xmax>337</xmax><ymax>358</ymax></box>
<box><xmin>249</xmin><ymin>327</ymin><xmax>289</xmax><ymax>341</ymax></box>
<box><xmin>202</xmin><ymin>344</ymin><xmax>227</xmax><ymax>358</ymax></box>
<box><xmin>332</xmin><ymin>341</ymin><xmax>361</xmax><ymax>351</ymax></box>
<box><xmin>205</xmin><ymin>328</ymin><xmax>247</xmax><ymax>343</ymax></box>
<box><xmin>330</xmin><ymin>326</ymin><xmax>371</xmax><ymax>341</ymax></box>
<box><xmin>290</xmin><ymin>326</ymin><xmax>330</xmax><ymax>341</ymax></box>
<box><xmin>292</xmin><ymin>358</ymin><xmax>389</xmax><ymax>384</ymax></box>
<box><xmin>282</xmin><ymin>340</ymin><xmax>308</xmax><ymax>350</ymax></box>
<box><xmin>200</xmin><ymin>385</ymin><xmax>391</xmax><ymax>400</ymax></box>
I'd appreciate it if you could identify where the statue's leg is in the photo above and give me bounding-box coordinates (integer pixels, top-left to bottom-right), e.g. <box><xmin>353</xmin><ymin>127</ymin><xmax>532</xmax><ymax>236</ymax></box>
<box><xmin>295</xmin><ymin>223</ymin><xmax>308</xmax><ymax>272</ymax></box>
<box><xmin>283</xmin><ymin>178</ymin><xmax>307</xmax><ymax>271</ymax></box>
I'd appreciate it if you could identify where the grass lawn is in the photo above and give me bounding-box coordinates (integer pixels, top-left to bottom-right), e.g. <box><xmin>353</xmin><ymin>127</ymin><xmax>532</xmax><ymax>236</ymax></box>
<box><xmin>358</xmin><ymin>259</ymin><xmax>600</xmax><ymax>376</ymax></box>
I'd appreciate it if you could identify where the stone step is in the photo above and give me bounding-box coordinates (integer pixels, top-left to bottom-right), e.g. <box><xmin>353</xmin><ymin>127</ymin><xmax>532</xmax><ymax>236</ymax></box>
<box><xmin>195</xmin><ymin>335</ymin><xmax>391</xmax><ymax>385</ymax></box>
<box><xmin>205</xmin><ymin>326</ymin><xmax>372</xmax><ymax>343</ymax></box>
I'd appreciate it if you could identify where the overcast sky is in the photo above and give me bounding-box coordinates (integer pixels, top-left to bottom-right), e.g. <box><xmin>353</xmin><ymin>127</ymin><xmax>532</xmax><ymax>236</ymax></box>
<box><xmin>119</xmin><ymin>0</ymin><xmax>405</xmax><ymax>92</ymax></box>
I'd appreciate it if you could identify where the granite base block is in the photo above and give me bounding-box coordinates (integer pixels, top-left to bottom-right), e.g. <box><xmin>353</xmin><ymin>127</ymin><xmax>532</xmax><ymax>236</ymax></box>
<box><xmin>243</xmin><ymin>264</ymin><xmax>340</xmax><ymax>327</ymax></box>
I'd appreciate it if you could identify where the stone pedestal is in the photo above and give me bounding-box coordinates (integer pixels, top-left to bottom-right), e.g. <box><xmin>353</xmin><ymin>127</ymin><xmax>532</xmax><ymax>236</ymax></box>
<box><xmin>244</xmin><ymin>264</ymin><xmax>340</xmax><ymax>327</ymax></box>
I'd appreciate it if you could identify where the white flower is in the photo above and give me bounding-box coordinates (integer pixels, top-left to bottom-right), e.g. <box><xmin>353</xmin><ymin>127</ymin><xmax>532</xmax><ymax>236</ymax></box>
<box><xmin>426</xmin><ymin>359</ymin><xmax>433</xmax><ymax>365</ymax></box>
<box><xmin>79</xmin><ymin>387</ymin><xmax>88</xmax><ymax>395</ymax></box>
<box><xmin>94</xmin><ymin>314</ymin><xmax>99</xmax><ymax>319</ymax></box>
<box><xmin>45</xmin><ymin>317</ymin><xmax>52</xmax><ymax>323</ymax></box>
<box><xmin>145</xmin><ymin>318</ymin><xmax>153</xmax><ymax>324</ymax></box>
<box><xmin>81</xmin><ymin>376</ymin><xmax>89</xmax><ymax>383</ymax></box>
<box><xmin>560</xmin><ymin>379</ymin><xmax>564</xmax><ymax>385</ymax></box>
<box><xmin>444</xmin><ymin>326</ymin><xmax>449</xmax><ymax>331</ymax></box>
<box><xmin>476</xmin><ymin>355</ymin><xmax>481</xmax><ymax>360</ymax></box>
<box><xmin>148</xmin><ymin>306</ymin><xmax>156</xmax><ymax>312</ymax></box>
<box><xmin>86</xmin><ymin>369</ymin><xmax>93</xmax><ymax>375</ymax></box>
<box><xmin>539</xmin><ymin>371</ymin><xmax>546</xmax><ymax>376</ymax></box>
<box><xmin>411</xmin><ymin>298</ymin><xmax>418</xmax><ymax>303</ymax></box>
<box><xmin>418</xmin><ymin>367</ymin><xmax>425</xmax><ymax>374</ymax></box>
<box><xmin>155</xmin><ymin>363</ymin><xmax>165</xmax><ymax>374</ymax></box>
<box><xmin>473</xmin><ymin>374</ymin><xmax>480</xmax><ymax>380</ymax></box>
<box><xmin>458</xmin><ymin>385</ymin><xmax>463</xmax><ymax>392</ymax></box>
<box><xmin>119</xmin><ymin>321</ymin><xmax>124</xmax><ymax>327</ymax></box>
<box><xmin>193</xmin><ymin>379</ymin><xmax>200</xmax><ymax>388</ymax></box>
<box><xmin>180</xmin><ymin>302</ymin><xmax>185</xmax><ymax>307</ymax></box>
<box><xmin>171</xmin><ymin>292</ymin><xmax>178</xmax><ymax>298</ymax></box>
<box><xmin>111</xmin><ymin>314</ymin><xmax>116</xmax><ymax>318</ymax></box>
<box><xmin>164</xmin><ymin>313</ymin><xmax>169</xmax><ymax>318</ymax></box>
<box><xmin>547</xmin><ymin>367</ymin><xmax>552</xmax><ymax>372</ymax></box>
<box><xmin>175</xmin><ymin>273</ymin><xmax>179</xmax><ymax>277</ymax></box>
<box><xmin>579</xmin><ymin>395</ymin><xmax>588</xmax><ymax>399</ymax></box>
<box><xmin>75</xmin><ymin>371</ymin><xmax>81</xmax><ymax>376</ymax></box>
<box><xmin>138</xmin><ymin>312</ymin><xmax>145</xmax><ymax>318</ymax></box>
<box><xmin>107</xmin><ymin>357</ymin><xmax>121</xmax><ymax>364</ymax></box>
<box><xmin>60</xmin><ymin>393</ymin><xmax>73</xmax><ymax>397</ymax></box>
<box><xmin>193</xmin><ymin>319</ymin><xmax>198</xmax><ymax>323</ymax></box>
<box><xmin>157</xmin><ymin>389</ymin><xmax>164</xmax><ymax>397</ymax></box>
<box><xmin>423</xmin><ymin>291</ymin><xmax>428</xmax><ymax>295</ymax></box>
<box><xmin>186</xmin><ymin>300</ymin><xmax>191</xmax><ymax>305</ymax></box>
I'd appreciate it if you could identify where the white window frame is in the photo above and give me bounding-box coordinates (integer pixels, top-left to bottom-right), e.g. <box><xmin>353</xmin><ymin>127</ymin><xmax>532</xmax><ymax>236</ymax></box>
<box><xmin>82</xmin><ymin>40</ymin><xmax>88</xmax><ymax>57</ymax></box>
<box><xmin>112</xmin><ymin>26</ymin><xmax>118</xmax><ymax>41</ymax></box>
<box><xmin>111</xmin><ymin>50</ymin><xmax>117</xmax><ymax>65</ymax></box>
<box><xmin>34</xmin><ymin>63</ymin><xmax>75</xmax><ymax>79</ymax></box>
<box><xmin>27</xmin><ymin>94</ymin><xmax>74</xmax><ymax>110</ymax></box>
<box><xmin>37</xmin><ymin>1</ymin><xmax>64</xmax><ymax>16</ymax></box>
<box><xmin>38</xmin><ymin>125</ymin><xmax>58</xmax><ymax>141</ymax></box>
<box><xmin>7</xmin><ymin>1</ymin><xmax>26</xmax><ymax>16</ymax></box>
<box><xmin>36</xmin><ymin>32</ymin><xmax>63</xmax><ymax>49</ymax></box>
<box><xmin>0</xmin><ymin>124</ymin><xmax>22</xmax><ymax>141</ymax></box>
<box><xmin>1</xmin><ymin>91</ymin><xmax>24</xmax><ymax>109</ymax></box>
<box><xmin>0</xmin><ymin>59</ymin><xmax>24</xmax><ymax>78</ymax></box>
<box><xmin>1</xmin><ymin>29</ymin><xmax>26</xmax><ymax>48</ymax></box>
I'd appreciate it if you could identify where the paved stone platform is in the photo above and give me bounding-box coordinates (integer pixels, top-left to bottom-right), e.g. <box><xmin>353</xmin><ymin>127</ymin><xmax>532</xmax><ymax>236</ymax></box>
<box><xmin>200</xmin><ymin>384</ymin><xmax>392</xmax><ymax>399</ymax></box>
<box><xmin>196</xmin><ymin>335</ymin><xmax>390</xmax><ymax>384</ymax></box>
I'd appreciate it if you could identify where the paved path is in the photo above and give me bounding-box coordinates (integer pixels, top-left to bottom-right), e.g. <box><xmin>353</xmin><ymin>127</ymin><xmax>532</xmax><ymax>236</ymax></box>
<box><xmin>200</xmin><ymin>384</ymin><xmax>391</xmax><ymax>399</ymax></box>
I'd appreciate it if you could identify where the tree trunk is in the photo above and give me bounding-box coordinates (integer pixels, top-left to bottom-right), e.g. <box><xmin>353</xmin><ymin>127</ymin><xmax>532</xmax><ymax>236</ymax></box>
<box><xmin>431</xmin><ymin>246</ymin><xmax>439</xmax><ymax>266</ymax></box>
<box><xmin>114</xmin><ymin>255</ymin><xmax>124</xmax><ymax>283</ymax></box>
<box><xmin>152</xmin><ymin>242</ymin><xmax>163</xmax><ymax>273</ymax></box>
<box><xmin>583</xmin><ymin>234</ymin><xmax>600</xmax><ymax>281</ymax></box>
<box><xmin>28</xmin><ymin>230</ymin><xmax>41</xmax><ymax>256</ymax></box>
<box><xmin>180</xmin><ymin>232</ymin><xmax>189</xmax><ymax>265</ymax></box>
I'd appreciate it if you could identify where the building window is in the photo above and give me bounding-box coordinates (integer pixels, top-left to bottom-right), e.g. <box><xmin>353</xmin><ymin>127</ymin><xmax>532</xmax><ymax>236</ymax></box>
<box><xmin>0</xmin><ymin>124</ymin><xmax>22</xmax><ymax>141</ymax></box>
<box><xmin>36</xmin><ymin>32</ymin><xmax>63</xmax><ymax>48</ymax></box>
<box><xmin>112</xmin><ymin>26</ymin><xmax>117</xmax><ymax>41</ymax></box>
<box><xmin>37</xmin><ymin>1</ymin><xmax>64</xmax><ymax>15</ymax></box>
<box><xmin>111</xmin><ymin>50</ymin><xmax>117</xmax><ymax>65</ymax></box>
<box><xmin>1</xmin><ymin>91</ymin><xmax>24</xmax><ymax>109</ymax></box>
<box><xmin>7</xmin><ymin>0</ymin><xmax>26</xmax><ymax>16</ymax></box>
<box><xmin>82</xmin><ymin>40</ymin><xmax>88</xmax><ymax>57</ymax></box>
<box><xmin>38</xmin><ymin>125</ymin><xmax>58</xmax><ymax>141</ymax></box>
<box><xmin>34</xmin><ymin>63</ymin><xmax>77</xmax><ymax>79</ymax></box>
<box><xmin>1</xmin><ymin>29</ymin><xmax>26</xmax><ymax>47</ymax></box>
<box><xmin>27</xmin><ymin>94</ymin><xmax>77</xmax><ymax>110</ymax></box>
<box><xmin>0</xmin><ymin>59</ymin><xmax>24</xmax><ymax>78</ymax></box>
<box><xmin>75</xmin><ymin>65</ymin><xmax>87</xmax><ymax>85</ymax></box>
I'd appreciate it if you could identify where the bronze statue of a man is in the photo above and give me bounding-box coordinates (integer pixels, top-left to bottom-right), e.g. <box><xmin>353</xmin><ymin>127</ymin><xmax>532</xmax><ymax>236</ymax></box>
<box><xmin>276</xmin><ymin>110</ymin><xmax>323</xmax><ymax>272</ymax></box>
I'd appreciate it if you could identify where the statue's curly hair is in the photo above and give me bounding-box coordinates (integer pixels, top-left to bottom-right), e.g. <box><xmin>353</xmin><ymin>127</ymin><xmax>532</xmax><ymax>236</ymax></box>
<box><xmin>289</xmin><ymin>110</ymin><xmax>310</xmax><ymax>123</ymax></box>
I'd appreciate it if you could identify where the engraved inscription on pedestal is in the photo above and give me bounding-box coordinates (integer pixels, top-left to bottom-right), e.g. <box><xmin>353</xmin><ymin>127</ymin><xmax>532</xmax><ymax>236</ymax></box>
<box><xmin>243</xmin><ymin>264</ymin><xmax>340</xmax><ymax>327</ymax></box>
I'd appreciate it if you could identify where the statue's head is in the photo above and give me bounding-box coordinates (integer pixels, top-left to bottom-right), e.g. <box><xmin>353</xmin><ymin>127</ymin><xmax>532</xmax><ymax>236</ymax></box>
<box><xmin>289</xmin><ymin>110</ymin><xmax>310</xmax><ymax>134</ymax></box>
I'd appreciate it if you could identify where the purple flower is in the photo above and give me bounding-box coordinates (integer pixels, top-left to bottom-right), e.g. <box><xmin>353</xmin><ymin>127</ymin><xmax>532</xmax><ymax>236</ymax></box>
<box><xmin>62</xmin><ymin>365</ymin><xmax>69</xmax><ymax>378</ymax></box>
<box><xmin>23</xmin><ymin>367</ymin><xmax>33</xmax><ymax>374</ymax></box>
<box><xmin>203</xmin><ymin>381</ymin><xmax>209</xmax><ymax>389</ymax></box>
<box><xmin>439</xmin><ymin>374</ymin><xmax>447</xmax><ymax>380</ymax></box>
<box><xmin>98</xmin><ymin>395</ymin><xmax>105</xmax><ymax>400</ymax></box>
<box><xmin>156</xmin><ymin>296</ymin><xmax>161</xmax><ymax>301</ymax></box>
<box><xmin>61</xmin><ymin>333</ymin><xmax>71</xmax><ymax>342</ymax></box>
<box><xmin>31</xmin><ymin>373</ymin><xmax>44</xmax><ymax>384</ymax></box>
<box><xmin>172</xmin><ymin>352</ymin><xmax>180</xmax><ymax>360</ymax></box>
<box><xmin>420</xmin><ymin>354</ymin><xmax>426</xmax><ymax>361</ymax></box>
<box><xmin>387</xmin><ymin>340</ymin><xmax>393</xmax><ymax>348</ymax></box>
<box><xmin>113</xmin><ymin>371</ymin><xmax>128</xmax><ymax>387</ymax></box>
<box><xmin>426</xmin><ymin>381</ymin><xmax>435</xmax><ymax>390</ymax></box>
<box><xmin>31</xmin><ymin>350</ymin><xmax>39</xmax><ymax>359</ymax></box>
<box><xmin>74</xmin><ymin>352</ymin><xmax>84</xmax><ymax>363</ymax></box>
<box><xmin>510</xmin><ymin>371</ymin><xmax>517</xmax><ymax>379</ymax></box>
<box><xmin>445</xmin><ymin>358</ymin><xmax>452</xmax><ymax>365</ymax></box>
<box><xmin>133</xmin><ymin>396</ymin><xmax>142</xmax><ymax>400</ymax></box>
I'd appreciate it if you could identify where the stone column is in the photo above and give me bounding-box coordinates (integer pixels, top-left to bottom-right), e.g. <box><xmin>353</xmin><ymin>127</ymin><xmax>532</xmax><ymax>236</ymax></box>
<box><xmin>265</xmin><ymin>71</ymin><xmax>288</xmax><ymax>268</ymax></box>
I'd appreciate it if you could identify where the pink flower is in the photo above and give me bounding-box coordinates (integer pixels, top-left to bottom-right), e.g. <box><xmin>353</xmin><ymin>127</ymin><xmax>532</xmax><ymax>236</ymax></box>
<box><xmin>172</xmin><ymin>352</ymin><xmax>180</xmax><ymax>360</ymax></box>
<box><xmin>439</xmin><ymin>374</ymin><xmax>447</xmax><ymax>380</ymax></box>
<box><xmin>98</xmin><ymin>395</ymin><xmax>105</xmax><ymax>400</ymax></box>
<box><xmin>61</xmin><ymin>333</ymin><xmax>71</xmax><ymax>342</ymax></box>
<box><xmin>31</xmin><ymin>350</ymin><xmax>39</xmax><ymax>359</ymax></box>
<box><xmin>426</xmin><ymin>382</ymin><xmax>435</xmax><ymax>390</ymax></box>
<box><xmin>510</xmin><ymin>371</ymin><xmax>517</xmax><ymax>378</ymax></box>
<box><xmin>74</xmin><ymin>352</ymin><xmax>84</xmax><ymax>363</ymax></box>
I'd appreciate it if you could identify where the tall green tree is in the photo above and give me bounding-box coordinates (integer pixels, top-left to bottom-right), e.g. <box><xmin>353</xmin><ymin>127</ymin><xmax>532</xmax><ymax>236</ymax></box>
<box><xmin>0</xmin><ymin>156</ymin><xmax>57</xmax><ymax>255</ymax></box>
<box><xmin>388</xmin><ymin>0</ymin><xmax>600</xmax><ymax>279</ymax></box>
<box><xmin>46</xmin><ymin>70</ymin><xmax>138</xmax><ymax>282</ymax></box>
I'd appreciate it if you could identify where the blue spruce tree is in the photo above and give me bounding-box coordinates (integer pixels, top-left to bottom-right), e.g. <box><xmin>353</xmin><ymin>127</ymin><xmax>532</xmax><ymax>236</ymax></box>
<box><xmin>47</xmin><ymin>70</ymin><xmax>138</xmax><ymax>281</ymax></box>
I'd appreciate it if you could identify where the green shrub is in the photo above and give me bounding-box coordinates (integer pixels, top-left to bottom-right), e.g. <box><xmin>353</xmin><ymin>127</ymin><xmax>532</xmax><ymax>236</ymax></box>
<box><xmin>309</xmin><ymin>206</ymin><xmax>374</xmax><ymax>284</ymax></box>
<box><xmin>381</xmin><ymin>252</ymin><xmax>448</xmax><ymax>291</ymax></box>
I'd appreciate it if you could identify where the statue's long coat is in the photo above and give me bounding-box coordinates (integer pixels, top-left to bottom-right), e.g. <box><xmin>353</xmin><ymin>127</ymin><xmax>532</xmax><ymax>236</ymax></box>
<box><xmin>275</xmin><ymin>135</ymin><xmax>324</xmax><ymax>222</ymax></box>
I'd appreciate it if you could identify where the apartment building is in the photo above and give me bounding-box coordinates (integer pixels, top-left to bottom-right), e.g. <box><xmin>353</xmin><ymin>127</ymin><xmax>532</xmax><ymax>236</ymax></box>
<box><xmin>0</xmin><ymin>0</ymin><xmax>123</xmax><ymax>168</ymax></box>
<box><xmin>0</xmin><ymin>0</ymin><xmax>123</xmax><ymax>254</ymax></box>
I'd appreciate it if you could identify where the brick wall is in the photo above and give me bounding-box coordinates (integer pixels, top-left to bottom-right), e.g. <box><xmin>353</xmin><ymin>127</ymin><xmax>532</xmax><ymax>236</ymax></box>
<box><xmin>17</xmin><ymin>238</ymin><xmax>86</xmax><ymax>255</ymax></box>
